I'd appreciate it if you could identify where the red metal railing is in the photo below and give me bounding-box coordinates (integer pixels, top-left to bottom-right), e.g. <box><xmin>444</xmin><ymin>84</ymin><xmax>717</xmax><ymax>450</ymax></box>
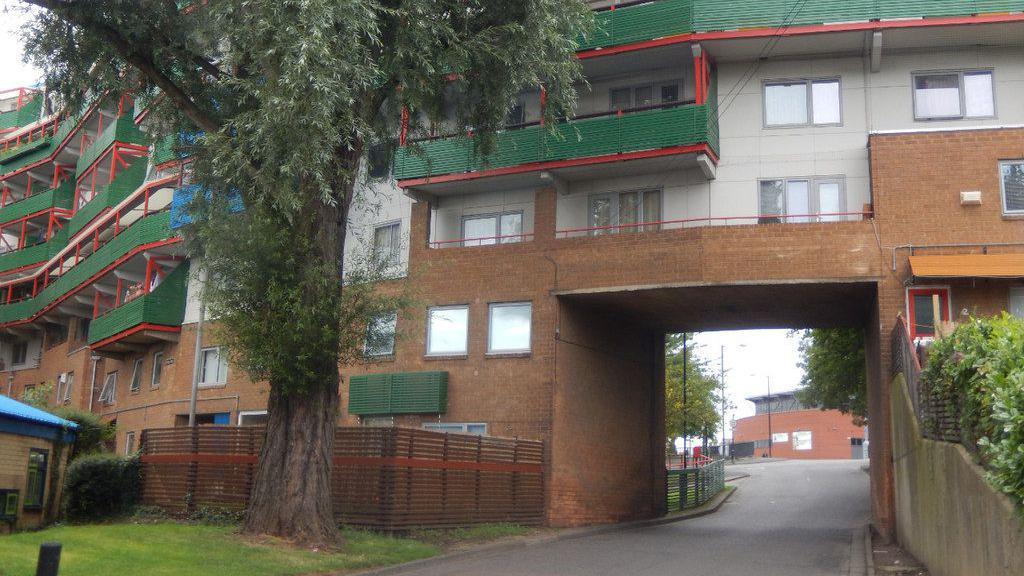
<box><xmin>556</xmin><ymin>211</ymin><xmax>873</xmax><ymax>238</ymax></box>
<box><xmin>429</xmin><ymin>232</ymin><xmax>534</xmax><ymax>248</ymax></box>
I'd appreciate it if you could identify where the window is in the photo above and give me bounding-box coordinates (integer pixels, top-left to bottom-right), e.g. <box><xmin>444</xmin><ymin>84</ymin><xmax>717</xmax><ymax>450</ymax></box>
<box><xmin>764</xmin><ymin>79</ymin><xmax>841</xmax><ymax>127</ymax></box>
<box><xmin>124</xmin><ymin>431</ymin><xmax>136</xmax><ymax>455</ymax></box>
<box><xmin>426</xmin><ymin>305</ymin><xmax>469</xmax><ymax>356</ymax></box>
<box><xmin>11</xmin><ymin>341</ymin><xmax>27</xmax><ymax>365</ymax></box>
<box><xmin>792</xmin><ymin>431</ymin><xmax>813</xmax><ymax>451</ymax></box>
<box><xmin>913</xmin><ymin>71</ymin><xmax>994</xmax><ymax>120</ymax></box>
<box><xmin>129</xmin><ymin>358</ymin><xmax>144</xmax><ymax>393</ymax></box>
<box><xmin>238</xmin><ymin>410</ymin><xmax>269</xmax><ymax>426</ymax></box>
<box><xmin>908</xmin><ymin>287</ymin><xmax>951</xmax><ymax>339</ymax></box>
<box><xmin>174</xmin><ymin>412</ymin><xmax>231</xmax><ymax>426</ymax></box>
<box><xmin>44</xmin><ymin>322</ymin><xmax>68</xmax><ymax>350</ymax></box>
<box><xmin>588</xmin><ymin>189</ymin><xmax>661</xmax><ymax>234</ymax></box>
<box><xmin>488</xmin><ymin>302</ymin><xmax>532</xmax><ymax>354</ymax></box>
<box><xmin>98</xmin><ymin>371</ymin><xmax>117</xmax><ymax>405</ymax></box>
<box><xmin>73</xmin><ymin>317</ymin><xmax>91</xmax><ymax>346</ymax></box>
<box><xmin>609</xmin><ymin>80</ymin><xmax>683</xmax><ymax>111</ymax></box>
<box><xmin>423</xmin><ymin>422</ymin><xmax>488</xmax><ymax>435</ymax></box>
<box><xmin>372</xmin><ymin>222</ymin><xmax>401</xmax><ymax>265</ymax></box>
<box><xmin>999</xmin><ymin>161</ymin><xmax>1024</xmax><ymax>216</ymax></box>
<box><xmin>461</xmin><ymin>212</ymin><xmax>523</xmax><ymax>246</ymax></box>
<box><xmin>200</xmin><ymin>347</ymin><xmax>229</xmax><ymax>387</ymax></box>
<box><xmin>505</xmin><ymin>97</ymin><xmax>526</xmax><ymax>127</ymax></box>
<box><xmin>24</xmin><ymin>449</ymin><xmax>48</xmax><ymax>509</ymax></box>
<box><xmin>151</xmin><ymin>351</ymin><xmax>164</xmax><ymax>389</ymax></box>
<box><xmin>366</xmin><ymin>143</ymin><xmax>393</xmax><ymax>179</ymax></box>
<box><xmin>1009</xmin><ymin>287</ymin><xmax>1023</xmax><ymax>319</ymax></box>
<box><xmin>362</xmin><ymin>415</ymin><xmax>394</xmax><ymax>427</ymax></box>
<box><xmin>758</xmin><ymin>177</ymin><xmax>846</xmax><ymax>223</ymax></box>
<box><xmin>365</xmin><ymin>312</ymin><xmax>398</xmax><ymax>357</ymax></box>
<box><xmin>56</xmin><ymin>372</ymin><xmax>73</xmax><ymax>405</ymax></box>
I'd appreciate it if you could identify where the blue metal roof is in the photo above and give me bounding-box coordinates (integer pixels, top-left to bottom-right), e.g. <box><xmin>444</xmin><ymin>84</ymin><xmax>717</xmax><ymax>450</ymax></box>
<box><xmin>0</xmin><ymin>395</ymin><xmax>78</xmax><ymax>430</ymax></box>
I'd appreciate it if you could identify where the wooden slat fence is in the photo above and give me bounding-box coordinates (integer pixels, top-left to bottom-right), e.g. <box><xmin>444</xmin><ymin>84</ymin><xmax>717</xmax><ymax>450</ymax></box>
<box><xmin>139</xmin><ymin>426</ymin><xmax>545</xmax><ymax>530</ymax></box>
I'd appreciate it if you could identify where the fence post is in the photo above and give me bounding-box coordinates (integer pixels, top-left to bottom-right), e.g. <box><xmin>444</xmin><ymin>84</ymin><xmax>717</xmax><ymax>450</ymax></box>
<box><xmin>35</xmin><ymin>542</ymin><xmax>61</xmax><ymax>576</ymax></box>
<box><xmin>186</xmin><ymin>426</ymin><xmax>198</xmax><ymax>516</ymax></box>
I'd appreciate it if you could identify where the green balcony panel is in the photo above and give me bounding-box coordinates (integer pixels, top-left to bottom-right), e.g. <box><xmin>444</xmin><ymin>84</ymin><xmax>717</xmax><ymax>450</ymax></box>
<box><xmin>0</xmin><ymin>242</ymin><xmax>53</xmax><ymax>275</ymax></box>
<box><xmin>0</xmin><ymin>211</ymin><xmax>175</xmax><ymax>325</ymax></box>
<box><xmin>690</xmin><ymin>0</ymin><xmax>1024</xmax><ymax>33</ymax></box>
<box><xmin>88</xmin><ymin>261</ymin><xmax>189</xmax><ymax>344</ymax></box>
<box><xmin>348</xmin><ymin>371</ymin><xmax>448</xmax><ymax>416</ymax></box>
<box><xmin>0</xmin><ymin>137</ymin><xmax>52</xmax><ymax>165</ymax></box>
<box><xmin>577</xmin><ymin>0</ymin><xmax>692</xmax><ymax>51</ymax></box>
<box><xmin>0</xmin><ymin>180</ymin><xmax>75</xmax><ymax>226</ymax></box>
<box><xmin>0</xmin><ymin>95</ymin><xmax>43</xmax><ymax>132</ymax></box>
<box><xmin>75</xmin><ymin>113</ymin><xmax>149</xmax><ymax>175</ymax></box>
<box><xmin>394</xmin><ymin>103</ymin><xmax>716</xmax><ymax>181</ymax></box>
<box><xmin>67</xmin><ymin>159</ymin><xmax>148</xmax><ymax>238</ymax></box>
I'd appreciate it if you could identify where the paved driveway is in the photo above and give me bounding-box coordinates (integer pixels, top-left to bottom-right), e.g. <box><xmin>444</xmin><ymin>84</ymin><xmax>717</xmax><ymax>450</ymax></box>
<box><xmin>387</xmin><ymin>459</ymin><xmax>869</xmax><ymax>576</ymax></box>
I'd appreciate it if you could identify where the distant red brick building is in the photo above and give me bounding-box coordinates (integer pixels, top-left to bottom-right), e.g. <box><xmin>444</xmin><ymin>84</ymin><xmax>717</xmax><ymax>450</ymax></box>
<box><xmin>732</xmin><ymin>391</ymin><xmax>866</xmax><ymax>460</ymax></box>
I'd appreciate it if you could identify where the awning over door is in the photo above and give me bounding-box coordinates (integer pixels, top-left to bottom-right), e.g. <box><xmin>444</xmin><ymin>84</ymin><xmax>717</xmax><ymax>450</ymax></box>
<box><xmin>909</xmin><ymin>254</ymin><xmax>1024</xmax><ymax>279</ymax></box>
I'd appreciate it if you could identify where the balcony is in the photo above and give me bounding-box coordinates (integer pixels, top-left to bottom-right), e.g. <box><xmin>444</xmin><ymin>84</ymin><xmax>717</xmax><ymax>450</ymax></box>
<box><xmin>88</xmin><ymin>261</ymin><xmax>189</xmax><ymax>349</ymax></box>
<box><xmin>0</xmin><ymin>180</ymin><xmax>74</xmax><ymax>226</ymax></box>
<box><xmin>75</xmin><ymin>112</ymin><xmax>149</xmax><ymax>176</ymax></box>
<box><xmin>395</xmin><ymin>102</ymin><xmax>718</xmax><ymax>192</ymax></box>
<box><xmin>0</xmin><ymin>91</ymin><xmax>42</xmax><ymax>133</ymax></box>
<box><xmin>578</xmin><ymin>0</ymin><xmax>693</xmax><ymax>52</ymax></box>
<box><xmin>0</xmin><ymin>230</ymin><xmax>66</xmax><ymax>276</ymax></box>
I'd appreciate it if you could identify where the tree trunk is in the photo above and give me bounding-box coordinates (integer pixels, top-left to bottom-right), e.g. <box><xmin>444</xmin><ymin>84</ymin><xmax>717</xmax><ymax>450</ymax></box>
<box><xmin>243</xmin><ymin>145</ymin><xmax>360</xmax><ymax>548</ymax></box>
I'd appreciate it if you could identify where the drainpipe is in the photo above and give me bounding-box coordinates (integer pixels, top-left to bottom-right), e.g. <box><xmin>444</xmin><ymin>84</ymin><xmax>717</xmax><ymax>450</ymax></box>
<box><xmin>187</xmin><ymin>269</ymin><xmax>207</xmax><ymax>427</ymax></box>
<box><xmin>87</xmin><ymin>354</ymin><xmax>99</xmax><ymax>412</ymax></box>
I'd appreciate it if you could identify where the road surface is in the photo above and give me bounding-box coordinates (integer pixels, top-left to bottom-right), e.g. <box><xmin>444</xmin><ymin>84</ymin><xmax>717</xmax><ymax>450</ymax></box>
<box><xmin>385</xmin><ymin>459</ymin><xmax>869</xmax><ymax>576</ymax></box>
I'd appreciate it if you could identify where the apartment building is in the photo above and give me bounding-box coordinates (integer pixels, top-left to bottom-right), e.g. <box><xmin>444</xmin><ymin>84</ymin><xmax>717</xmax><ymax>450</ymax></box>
<box><xmin>1</xmin><ymin>1</ymin><xmax>1023</xmax><ymax>536</ymax></box>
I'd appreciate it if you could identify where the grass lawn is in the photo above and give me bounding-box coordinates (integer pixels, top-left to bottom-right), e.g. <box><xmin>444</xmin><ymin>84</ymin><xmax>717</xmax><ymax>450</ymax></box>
<box><xmin>410</xmin><ymin>523</ymin><xmax>533</xmax><ymax>548</ymax></box>
<box><xmin>0</xmin><ymin>523</ymin><xmax>439</xmax><ymax>576</ymax></box>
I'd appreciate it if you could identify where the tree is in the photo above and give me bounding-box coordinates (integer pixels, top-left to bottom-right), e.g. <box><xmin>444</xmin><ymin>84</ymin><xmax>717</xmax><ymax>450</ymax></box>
<box><xmin>17</xmin><ymin>0</ymin><xmax>591</xmax><ymax>546</ymax></box>
<box><xmin>664</xmin><ymin>334</ymin><xmax>721</xmax><ymax>450</ymax></box>
<box><xmin>795</xmin><ymin>328</ymin><xmax>867</xmax><ymax>424</ymax></box>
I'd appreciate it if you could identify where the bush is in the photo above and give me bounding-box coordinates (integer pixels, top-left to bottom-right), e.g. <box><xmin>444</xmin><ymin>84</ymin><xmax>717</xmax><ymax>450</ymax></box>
<box><xmin>63</xmin><ymin>453</ymin><xmax>141</xmax><ymax>521</ymax></box>
<box><xmin>922</xmin><ymin>313</ymin><xmax>1024</xmax><ymax>507</ymax></box>
<box><xmin>52</xmin><ymin>407</ymin><xmax>117</xmax><ymax>460</ymax></box>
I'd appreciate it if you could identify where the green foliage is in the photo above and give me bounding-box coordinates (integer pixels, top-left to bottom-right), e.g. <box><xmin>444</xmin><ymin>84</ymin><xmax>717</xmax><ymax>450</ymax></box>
<box><xmin>63</xmin><ymin>453</ymin><xmax>141</xmax><ymax>521</ymax></box>
<box><xmin>19</xmin><ymin>381</ymin><xmax>55</xmax><ymax>409</ymax></box>
<box><xmin>665</xmin><ymin>334</ymin><xmax>721</xmax><ymax>445</ymax></box>
<box><xmin>53</xmin><ymin>406</ymin><xmax>117</xmax><ymax>460</ymax></box>
<box><xmin>796</xmin><ymin>328</ymin><xmax>867</xmax><ymax>422</ymax></box>
<box><xmin>921</xmin><ymin>314</ymin><xmax>1024</xmax><ymax>508</ymax></box>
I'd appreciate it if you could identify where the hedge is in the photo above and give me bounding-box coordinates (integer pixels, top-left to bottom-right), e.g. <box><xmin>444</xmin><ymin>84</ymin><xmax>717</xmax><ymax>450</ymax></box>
<box><xmin>63</xmin><ymin>453</ymin><xmax>141</xmax><ymax>521</ymax></box>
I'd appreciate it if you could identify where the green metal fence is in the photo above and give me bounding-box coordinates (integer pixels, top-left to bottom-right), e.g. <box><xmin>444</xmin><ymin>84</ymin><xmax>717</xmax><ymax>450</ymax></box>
<box><xmin>666</xmin><ymin>459</ymin><xmax>725</xmax><ymax>512</ymax></box>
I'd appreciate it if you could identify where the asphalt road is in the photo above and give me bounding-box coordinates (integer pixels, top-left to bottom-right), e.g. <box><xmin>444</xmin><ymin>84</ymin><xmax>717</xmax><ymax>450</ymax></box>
<box><xmin>386</xmin><ymin>459</ymin><xmax>869</xmax><ymax>576</ymax></box>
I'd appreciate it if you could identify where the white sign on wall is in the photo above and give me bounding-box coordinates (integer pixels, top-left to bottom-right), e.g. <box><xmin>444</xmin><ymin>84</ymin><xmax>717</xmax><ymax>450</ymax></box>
<box><xmin>792</xmin><ymin>430</ymin><xmax>813</xmax><ymax>451</ymax></box>
<box><xmin>772</xmin><ymin>432</ymin><xmax>789</xmax><ymax>443</ymax></box>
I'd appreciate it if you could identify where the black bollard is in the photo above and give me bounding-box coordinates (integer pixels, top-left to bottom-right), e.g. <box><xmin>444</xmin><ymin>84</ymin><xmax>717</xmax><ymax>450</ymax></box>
<box><xmin>35</xmin><ymin>542</ymin><xmax>61</xmax><ymax>576</ymax></box>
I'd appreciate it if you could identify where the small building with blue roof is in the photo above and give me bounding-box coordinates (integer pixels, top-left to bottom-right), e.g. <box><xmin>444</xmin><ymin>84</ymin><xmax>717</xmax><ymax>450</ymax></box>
<box><xmin>0</xmin><ymin>395</ymin><xmax>77</xmax><ymax>532</ymax></box>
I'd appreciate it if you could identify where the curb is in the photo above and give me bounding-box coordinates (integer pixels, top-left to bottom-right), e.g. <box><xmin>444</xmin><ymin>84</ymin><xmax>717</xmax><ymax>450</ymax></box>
<box><xmin>864</xmin><ymin>524</ymin><xmax>875</xmax><ymax>576</ymax></box>
<box><xmin>725</xmin><ymin>472</ymin><xmax>750</xmax><ymax>482</ymax></box>
<box><xmin>355</xmin><ymin>486</ymin><xmax>737</xmax><ymax>576</ymax></box>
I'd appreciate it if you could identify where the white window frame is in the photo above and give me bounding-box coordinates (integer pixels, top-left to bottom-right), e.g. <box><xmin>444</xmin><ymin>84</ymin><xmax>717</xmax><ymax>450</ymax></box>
<box><xmin>998</xmin><ymin>160</ymin><xmax>1024</xmax><ymax>216</ymax></box>
<box><xmin>129</xmin><ymin>358</ymin><xmax>144</xmax><ymax>393</ymax></box>
<box><xmin>425</xmin><ymin>305</ymin><xmax>470</xmax><ymax>357</ymax></box>
<box><xmin>124</xmin><ymin>431</ymin><xmax>136</xmax><ymax>455</ymax></box>
<box><xmin>608</xmin><ymin>78</ymin><xmax>684</xmax><ymax>111</ymax></box>
<box><xmin>364</xmin><ymin>311</ymin><xmax>398</xmax><ymax>357</ymax></box>
<box><xmin>762</xmin><ymin>78</ymin><xmax>842</xmax><ymax>128</ymax></box>
<box><xmin>587</xmin><ymin>188</ymin><xmax>663</xmax><ymax>235</ymax></box>
<box><xmin>911</xmin><ymin>69</ymin><xmax>995</xmax><ymax>121</ymax></box>
<box><xmin>98</xmin><ymin>371</ymin><xmax>117</xmax><ymax>405</ymax></box>
<box><xmin>238</xmin><ymin>410</ymin><xmax>268</xmax><ymax>426</ymax></box>
<box><xmin>487</xmin><ymin>302</ymin><xmax>532</xmax><ymax>354</ymax></box>
<box><xmin>1010</xmin><ymin>287</ymin><xmax>1024</xmax><ymax>319</ymax></box>
<box><xmin>199</xmin><ymin>346</ymin><xmax>229</xmax><ymax>388</ymax></box>
<box><xmin>758</xmin><ymin>176</ymin><xmax>847</xmax><ymax>222</ymax></box>
<box><xmin>460</xmin><ymin>211</ymin><xmax>524</xmax><ymax>246</ymax></box>
<box><xmin>59</xmin><ymin>372</ymin><xmax>73</xmax><ymax>404</ymax></box>
<box><xmin>372</xmin><ymin>221</ymin><xmax>402</xmax><ymax>265</ymax></box>
<box><xmin>423</xmin><ymin>422</ymin><xmax>488</xmax><ymax>435</ymax></box>
<box><xmin>151</xmin><ymin>351</ymin><xmax>164</xmax><ymax>389</ymax></box>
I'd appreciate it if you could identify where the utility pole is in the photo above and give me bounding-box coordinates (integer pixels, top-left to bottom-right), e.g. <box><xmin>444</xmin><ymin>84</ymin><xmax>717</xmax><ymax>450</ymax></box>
<box><xmin>682</xmin><ymin>334</ymin><xmax>688</xmax><ymax>467</ymax></box>
<box><xmin>719</xmin><ymin>345</ymin><xmax>726</xmax><ymax>457</ymax></box>
<box><xmin>766</xmin><ymin>376</ymin><xmax>773</xmax><ymax>458</ymax></box>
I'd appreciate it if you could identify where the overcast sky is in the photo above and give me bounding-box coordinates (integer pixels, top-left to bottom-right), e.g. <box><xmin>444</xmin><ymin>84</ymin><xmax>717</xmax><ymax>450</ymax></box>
<box><xmin>1</xmin><ymin>5</ymin><xmax>41</xmax><ymax>88</ymax></box>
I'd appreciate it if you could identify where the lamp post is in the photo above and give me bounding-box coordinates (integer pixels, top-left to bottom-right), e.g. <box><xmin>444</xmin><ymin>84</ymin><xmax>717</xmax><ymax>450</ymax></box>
<box><xmin>766</xmin><ymin>376</ymin><xmax>773</xmax><ymax>458</ymax></box>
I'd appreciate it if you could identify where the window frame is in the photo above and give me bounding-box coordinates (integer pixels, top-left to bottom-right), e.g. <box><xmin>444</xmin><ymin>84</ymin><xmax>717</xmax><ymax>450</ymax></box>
<box><xmin>998</xmin><ymin>160</ymin><xmax>1024</xmax><ymax>216</ymax></box>
<box><xmin>757</xmin><ymin>176</ymin><xmax>847</xmax><ymax>222</ymax></box>
<box><xmin>423</xmin><ymin>422</ymin><xmax>488</xmax><ymax>435</ymax></box>
<box><xmin>762</xmin><ymin>77</ymin><xmax>843</xmax><ymax>128</ymax></box>
<box><xmin>587</xmin><ymin>188</ymin><xmax>663</xmax><ymax>234</ymax></box>
<box><xmin>364</xmin><ymin>311</ymin><xmax>398</xmax><ymax>358</ymax></box>
<box><xmin>151</xmin><ymin>351</ymin><xmax>164</xmax><ymax>389</ymax></box>
<box><xmin>1010</xmin><ymin>287</ymin><xmax>1024</xmax><ymax>319</ymax></box>
<box><xmin>23</xmin><ymin>448</ymin><xmax>48</xmax><ymax>510</ymax></box>
<box><xmin>124</xmin><ymin>431</ymin><xmax>136</xmax><ymax>455</ymax></box>
<box><xmin>906</xmin><ymin>286</ymin><xmax>952</xmax><ymax>340</ymax></box>
<box><xmin>607</xmin><ymin>78</ymin><xmax>684</xmax><ymax>112</ymax></box>
<box><xmin>911</xmin><ymin>69</ymin><xmax>996</xmax><ymax>121</ymax></box>
<box><xmin>371</xmin><ymin>221</ymin><xmax>402</xmax><ymax>266</ymax></box>
<box><xmin>459</xmin><ymin>211</ymin><xmax>525</xmax><ymax>246</ymax></box>
<box><xmin>199</xmin><ymin>346</ymin><xmax>229</xmax><ymax>388</ymax></box>
<box><xmin>487</xmin><ymin>302</ymin><xmax>533</xmax><ymax>354</ymax></box>
<box><xmin>425</xmin><ymin>304</ymin><xmax>470</xmax><ymax>357</ymax></box>
<box><xmin>11</xmin><ymin>341</ymin><xmax>28</xmax><ymax>366</ymax></box>
<box><xmin>129</xmin><ymin>357</ymin><xmax>144</xmax><ymax>393</ymax></box>
<box><xmin>238</xmin><ymin>410</ymin><xmax>269</xmax><ymax>426</ymax></box>
<box><xmin>57</xmin><ymin>372</ymin><xmax>73</xmax><ymax>405</ymax></box>
<box><xmin>98</xmin><ymin>371</ymin><xmax>117</xmax><ymax>405</ymax></box>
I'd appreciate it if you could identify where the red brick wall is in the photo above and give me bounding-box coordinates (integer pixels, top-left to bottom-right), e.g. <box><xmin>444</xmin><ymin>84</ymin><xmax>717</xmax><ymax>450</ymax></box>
<box><xmin>733</xmin><ymin>409</ymin><xmax>865</xmax><ymax>460</ymax></box>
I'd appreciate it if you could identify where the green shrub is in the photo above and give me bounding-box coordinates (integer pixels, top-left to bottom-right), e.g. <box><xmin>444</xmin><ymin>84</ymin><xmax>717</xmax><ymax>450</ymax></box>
<box><xmin>922</xmin><ymin>313</ymin><xmax>1024</xmax><ymax>507</ymax></box>
<box><xmin>63</xmin><ymin>453</ymin><xmax>141</xmax><ymax>521</ymax></box>
<box><xmin>53</xmin><ymin>407</ymin><xmax>117</xmax><ymax>460</ymax></box>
